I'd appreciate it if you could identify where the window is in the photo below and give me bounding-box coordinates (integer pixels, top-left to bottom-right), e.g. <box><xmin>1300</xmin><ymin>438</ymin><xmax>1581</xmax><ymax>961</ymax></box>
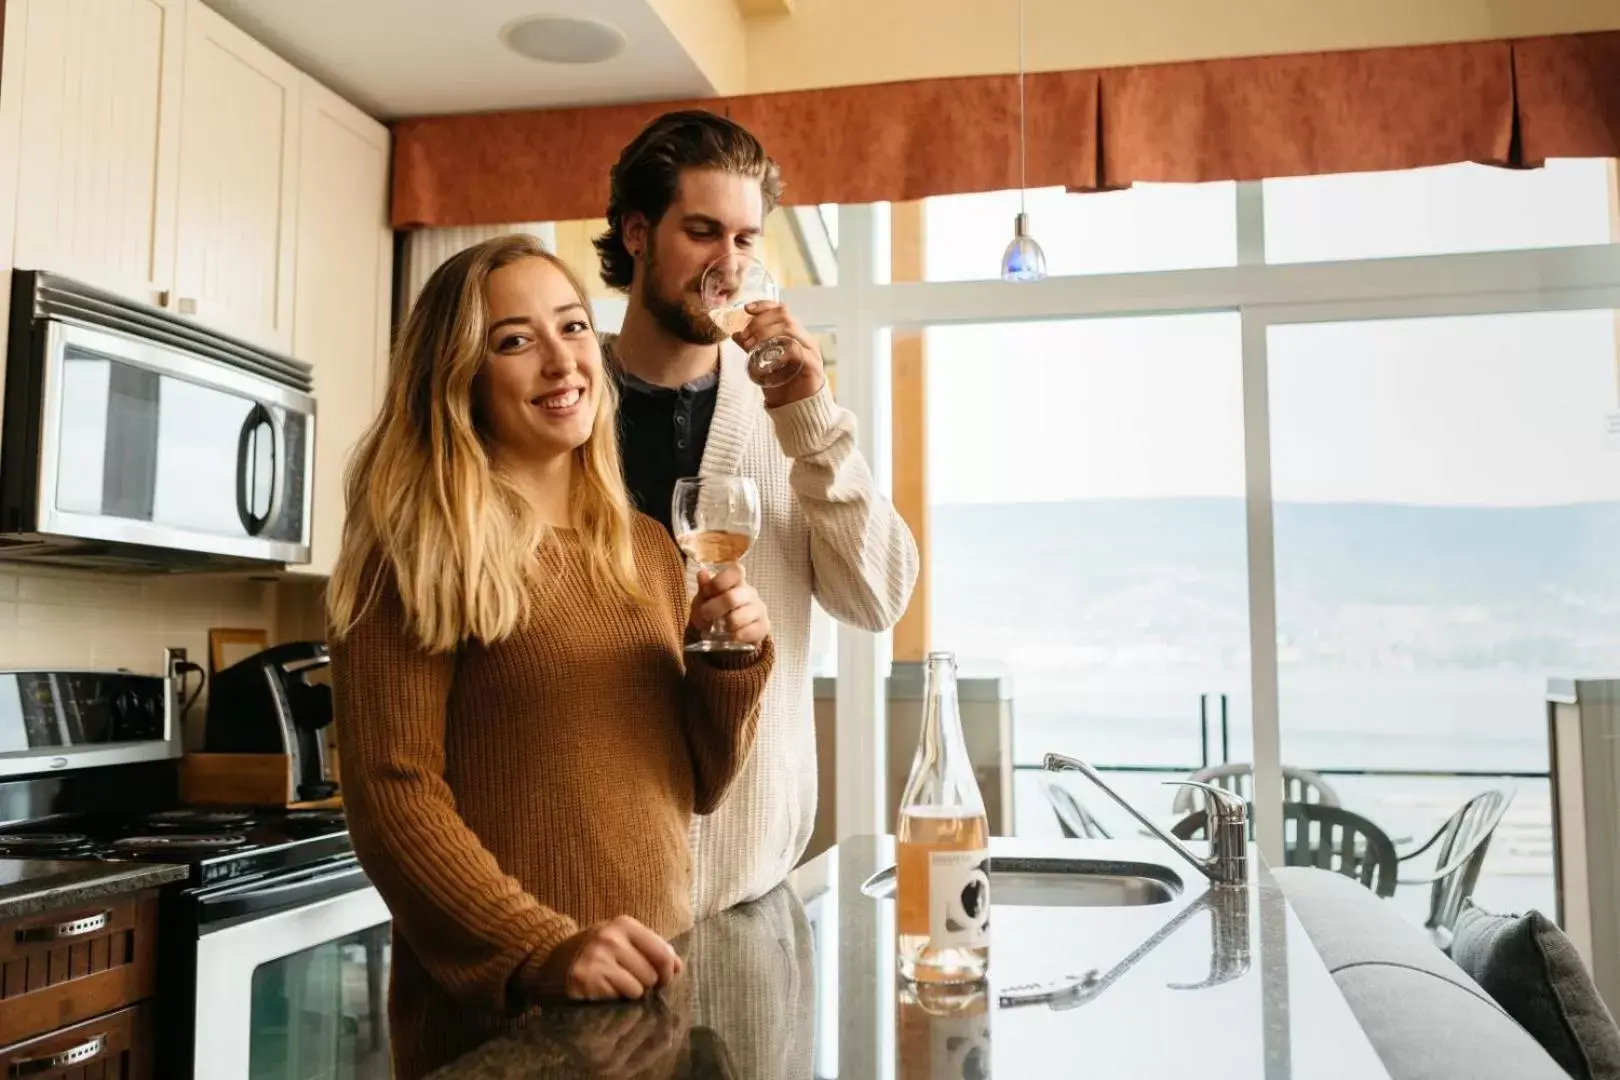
<box><xmin>1266</xmin><ymin>308</ymin><xmax>1620</xmax><ymax>917</ymax></box>
<box><xmin>1263</xmin><ymin>159</ymin><xmax>1618</xmax><ymax>263</ymax></box>
<box><xmin>926</xmin><ymin>313</ymin><xmax>1249</xmax><ymax>776</ymax></box>
<box><xmin>924</xmin><ymin>183</ymin><xmax>1237</xmax><ymax>281</ymax></box>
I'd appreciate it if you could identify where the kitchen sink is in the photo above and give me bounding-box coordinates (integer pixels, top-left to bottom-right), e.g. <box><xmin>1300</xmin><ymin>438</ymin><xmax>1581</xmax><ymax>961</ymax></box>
<box><xmin>860</xmin><ymin>856</ymin><xmax>1181</xmax><ymax>907</ymax></box>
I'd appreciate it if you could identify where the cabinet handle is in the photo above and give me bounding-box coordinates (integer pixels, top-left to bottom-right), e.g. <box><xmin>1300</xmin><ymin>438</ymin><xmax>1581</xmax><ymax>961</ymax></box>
<box><xmin>14</xmin><ymin>910</ymin><xmax>109</xmax><ymax>944</ymax></box>
<box><xmin>177</xmin><ymin>297</ymin><xmax>198</xmax><ymax>315</ymax></box>
<box><xmin>156</xmin><ymin>289</ymin><xmax>171</xmax><ymax>309</ymax></box>
<box><xmin>9</xmin><ymin>1034</ymin><xmax>106</xmax><ymax>1076</ymax></box>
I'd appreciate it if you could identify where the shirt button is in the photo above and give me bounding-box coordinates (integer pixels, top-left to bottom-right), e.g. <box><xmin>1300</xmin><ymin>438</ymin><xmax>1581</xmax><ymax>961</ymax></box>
<box><xmin>675</xmin><ymin>414</ymin><xmax>686</xmax><ymax>427</ymax></box>
<box><xmin>676</xmin><ymin>439</ymin><xmax>688</xmax><ymax>450</ymax></box>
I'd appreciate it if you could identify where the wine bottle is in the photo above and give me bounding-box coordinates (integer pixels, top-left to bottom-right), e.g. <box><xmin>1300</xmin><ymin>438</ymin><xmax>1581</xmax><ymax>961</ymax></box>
<box><xmin>895</xmin><ymin>651</ymin><xmax>991</xmax><ymax>984</ymax></box>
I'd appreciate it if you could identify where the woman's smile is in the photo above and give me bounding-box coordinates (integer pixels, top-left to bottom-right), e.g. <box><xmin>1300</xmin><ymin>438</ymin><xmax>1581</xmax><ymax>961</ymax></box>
<box><xmin>532</xmin><ymin>384</ymin><xmax>586</xmax><ymax>417</ymax></box>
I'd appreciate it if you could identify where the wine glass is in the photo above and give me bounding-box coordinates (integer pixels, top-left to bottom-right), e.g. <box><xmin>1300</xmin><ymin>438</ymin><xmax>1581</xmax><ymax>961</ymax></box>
<box><xmin>699</xmin><ymin>253</ymin><xmax>802</xmax><ymax>388</ymax></box>
<box><xmin>671</xmin><ymin>475</ymin><xmax>762</xmax><ymax>653</ymax></box>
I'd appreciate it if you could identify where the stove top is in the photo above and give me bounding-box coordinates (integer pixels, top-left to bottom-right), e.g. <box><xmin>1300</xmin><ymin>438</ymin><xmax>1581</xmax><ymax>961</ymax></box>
<box><xmin>146</xmin><ymin>808</ymin><xmax>256</xmax><ymax>832</ymax></box>
<box><xmin>0</xmin><ymin>806</ymin><xmax>352</xmax><ymax>886</ymax></box>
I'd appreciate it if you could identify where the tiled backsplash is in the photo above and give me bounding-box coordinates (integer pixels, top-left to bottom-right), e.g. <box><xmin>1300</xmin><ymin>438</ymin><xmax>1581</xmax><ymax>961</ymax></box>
<box><xmin>0</xmin><ymin>567</ymin><xmax>328</xmax><ymax>747</ymax></box>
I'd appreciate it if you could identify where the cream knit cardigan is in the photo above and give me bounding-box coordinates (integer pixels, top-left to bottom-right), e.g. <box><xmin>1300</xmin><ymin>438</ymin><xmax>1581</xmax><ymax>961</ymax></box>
<box><xmin>605</xmin><ymin>334</ymin><xmax>919</xmax><ymax>918</ymax></box>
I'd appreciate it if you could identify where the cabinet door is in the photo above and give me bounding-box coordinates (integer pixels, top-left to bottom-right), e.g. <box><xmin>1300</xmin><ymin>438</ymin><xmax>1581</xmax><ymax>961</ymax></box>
<box><xmin>288</xmin><ymin>77</ymin><xmax>392</xmax><ymax>579</ymax></box>
<box><xmin>0</xmin><ymin>1003</ymin><xmax>153</xmax><ymax>1080</ymax></box>
<box><xmin>3</xmin><ymin>0</ymin><xmax>184</xmax><ymax>307</ymax></box>
<box><xmin>172</xmin><ymin>0</ymin><xmax>300</xmax><ymax>353</ymax></box>
<box><xmin>0</xmin><ymin>891</ymin><xmax>159</xmax><ymax>1048</ymax></box>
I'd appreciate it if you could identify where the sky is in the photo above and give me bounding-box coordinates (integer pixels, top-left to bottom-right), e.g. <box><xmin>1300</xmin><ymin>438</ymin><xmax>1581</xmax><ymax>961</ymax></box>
<box><xmin>922</xmin><ymin>159</ymin><xmax>1620</xmax><ymax>508</ymax></box>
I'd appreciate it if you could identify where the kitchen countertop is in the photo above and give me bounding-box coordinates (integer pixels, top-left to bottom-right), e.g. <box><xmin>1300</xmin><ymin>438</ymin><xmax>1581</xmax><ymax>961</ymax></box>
<box><xmin>430</xmin><ymin>834</ymin><xmax>1392</xmax><ymax>1079</ymax></box>
<box><xmin>0</xmin><ymin>859</ymin><xmax>189</xmax><ymax>920</ymax></box>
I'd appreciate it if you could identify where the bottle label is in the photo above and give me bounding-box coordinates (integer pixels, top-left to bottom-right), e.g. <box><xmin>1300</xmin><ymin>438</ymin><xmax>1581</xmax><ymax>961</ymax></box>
<box><xmin>928</xmin><ymin>848</ymin><xmax>990</xmax><ymax>948</ymax></box>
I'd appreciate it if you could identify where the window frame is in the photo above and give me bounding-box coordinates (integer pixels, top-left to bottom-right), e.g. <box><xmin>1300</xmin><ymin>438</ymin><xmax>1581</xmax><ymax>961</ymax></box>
<box><xmin>786</xmin><ymin>176</ymin><xmax>1620</xmax><ymax>862</ymax></box>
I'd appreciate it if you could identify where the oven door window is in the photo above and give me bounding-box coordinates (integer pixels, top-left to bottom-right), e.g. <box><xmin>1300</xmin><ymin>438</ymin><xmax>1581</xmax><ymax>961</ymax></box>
<box><xmin>53</xmin><ymin>346</ymin><xmax>307</xmax><ymax>543</ymax></box>
<box><xmin>248</xmin><ymin>925</ymin><xmax>390</xmax><ymax>1080</ymax></box>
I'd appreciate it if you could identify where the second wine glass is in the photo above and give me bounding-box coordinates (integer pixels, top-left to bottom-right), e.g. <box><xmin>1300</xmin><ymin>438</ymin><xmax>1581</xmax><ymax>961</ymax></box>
<box><xmin>700</xmin><ymin>253</ymin><xmax>802</xmax><ymax>389</ymax></box>
<box><xmin>671</xmin><ymin>475</ymin><xmax>762</xmax><ymax>653</ymax></box>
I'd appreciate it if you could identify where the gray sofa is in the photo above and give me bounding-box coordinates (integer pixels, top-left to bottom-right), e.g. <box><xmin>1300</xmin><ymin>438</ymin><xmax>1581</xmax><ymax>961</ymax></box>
<box><xmin>1274</xmin><ymin>867</ymin><xmax>1570</xmax><ymax>1080</ymax></box>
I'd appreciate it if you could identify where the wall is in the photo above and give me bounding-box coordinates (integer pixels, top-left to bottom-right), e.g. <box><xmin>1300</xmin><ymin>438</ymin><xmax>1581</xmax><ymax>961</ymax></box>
<box><xmin>742</xmin><ymin>0</ymin><xmax>1620</xmax><ymax>94</ymax></box>
<box><xmin>649</xmin><ymin>0</ymin><xmax>746</xmax><ymax>96</ymax></box>
<box><xmin>0</xmin><ymin>567</ymin><xmax>327</xmax><ymax>748</ymax></box>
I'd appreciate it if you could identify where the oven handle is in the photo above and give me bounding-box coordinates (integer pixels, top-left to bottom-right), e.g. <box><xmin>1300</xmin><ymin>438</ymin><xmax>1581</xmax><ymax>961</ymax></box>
<box><xmin>198</xmin><ymin>860</ymin><xmax>370</xmax><ymax>925</ymax></box>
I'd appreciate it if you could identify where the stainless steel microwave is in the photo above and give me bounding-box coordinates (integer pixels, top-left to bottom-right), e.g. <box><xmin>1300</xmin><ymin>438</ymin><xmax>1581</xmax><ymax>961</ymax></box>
<box><xmin>0</xmin><ymin>271</ymin><xmax>315</xmax><ymax>571</ymax></box>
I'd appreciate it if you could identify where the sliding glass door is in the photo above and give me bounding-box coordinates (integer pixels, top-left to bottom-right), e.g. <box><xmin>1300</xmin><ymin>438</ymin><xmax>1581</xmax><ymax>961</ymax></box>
<box><xmin>925</xmin><ymin>312</ymin><xmax>1252</xmax><ymax>834</ymax></box>
<box><xmin>1262</xmin><ymin>306</ymin><xmax>1620</xmax><ymax>919</ymax></box>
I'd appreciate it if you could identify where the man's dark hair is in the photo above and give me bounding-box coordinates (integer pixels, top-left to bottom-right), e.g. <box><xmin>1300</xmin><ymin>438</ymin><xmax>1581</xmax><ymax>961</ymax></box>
<box><xmin>595</xmin><ymin>110</ymin><xmax>784</xmax><ymax>291</ymax></box>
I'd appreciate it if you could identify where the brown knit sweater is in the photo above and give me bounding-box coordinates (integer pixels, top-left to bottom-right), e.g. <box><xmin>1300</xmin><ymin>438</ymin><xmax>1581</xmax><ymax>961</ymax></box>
<box><xmin>330</xmin><ymin>514</ymin><xmax>773</xmax><ymax>1080</ymax></box>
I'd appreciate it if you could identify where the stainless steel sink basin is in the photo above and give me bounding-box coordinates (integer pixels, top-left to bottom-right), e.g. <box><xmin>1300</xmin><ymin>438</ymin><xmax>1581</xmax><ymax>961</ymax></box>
<box><xmin>860</xmin><ymin>857</ymin><xmax>1181</xmax><ymax>907</ymax></box>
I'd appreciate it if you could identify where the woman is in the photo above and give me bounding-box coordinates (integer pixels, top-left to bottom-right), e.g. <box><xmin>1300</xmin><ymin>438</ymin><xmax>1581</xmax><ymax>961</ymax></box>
<box><xmin>326</xmin><ymin>234</ymin><xmax>774</xmax><ymax>1080</ymax></box>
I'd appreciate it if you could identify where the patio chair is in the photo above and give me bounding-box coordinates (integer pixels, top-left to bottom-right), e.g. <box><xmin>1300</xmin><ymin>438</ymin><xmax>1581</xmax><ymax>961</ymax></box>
<box><xmin>1043</xmin><ymin>779</ymin><xmax>1112</xmax><ymax>839</ymax></box>
<box><xmin>1174</xmin><ymin>802</ymin><xmax>1397</xmax><ymax>897</ymax></box>
<box><xmin>1396</xmin><ymin>782</ymin><xmax>1516</xmax><ymax>950</ymax></box>
<box><xmin>1171</xmin><ymin>762</ymin><xmax>1341</xmax><ymax>815</ymax></box>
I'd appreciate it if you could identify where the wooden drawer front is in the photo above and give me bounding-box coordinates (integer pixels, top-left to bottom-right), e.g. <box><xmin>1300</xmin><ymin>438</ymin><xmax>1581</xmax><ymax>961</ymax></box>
<box><xmin>0</xmin><ymin>1002</ymin><xmax>152</xmax><ymax>1080</ymax></box>
<box><xmin>0</xmin><ymin>895</ymin><xmax>158</xmax><ymax>1047</ymax></box>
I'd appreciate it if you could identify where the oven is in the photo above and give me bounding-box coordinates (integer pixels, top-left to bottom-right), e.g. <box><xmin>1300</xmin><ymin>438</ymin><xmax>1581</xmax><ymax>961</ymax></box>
<box><xmin>186</xmin><ymin>854</ymin><xmax>392</xmax><ymax>1080</ymax></box>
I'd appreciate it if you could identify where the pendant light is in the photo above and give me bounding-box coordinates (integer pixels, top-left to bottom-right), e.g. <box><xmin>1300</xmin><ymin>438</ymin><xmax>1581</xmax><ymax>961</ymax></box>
<box><xmin>1000</xmin><ymin>0</ymin><xmax>1047</xmax><ymax>282</ymax></box>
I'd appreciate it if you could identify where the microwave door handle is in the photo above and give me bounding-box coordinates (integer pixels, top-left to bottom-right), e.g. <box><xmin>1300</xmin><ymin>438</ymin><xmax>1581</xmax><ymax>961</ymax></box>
<box><xmin>265</xmin><ymin>405</ymin><xmax>280</xmax><ymax>527</ymax></box>
<box><xmin>234</xmin><ymin>404</ymin><xmax>271</xmax><ymax>536</ymax></box>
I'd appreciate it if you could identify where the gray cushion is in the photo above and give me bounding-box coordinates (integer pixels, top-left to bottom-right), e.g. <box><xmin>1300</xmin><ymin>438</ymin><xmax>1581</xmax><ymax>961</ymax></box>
<box><xmin>1449</xmin><ymin>902</ymin><xmax>1620</xmax><ymax>1080</ymax></box>
<box><xmin>1273</xmin><ymin>867</ymin><xmax>1493</xmax><ymax>1000</ymax></box>
<box><xmin>1334</xmin><ymin>964</ymin><xmax>1574</xmax><ymax>1080</ymax></box>
<box><xmin>1274</xmin><ymin>867</ymin><xmax>1568</xmax><ymax>1080</ymax></box>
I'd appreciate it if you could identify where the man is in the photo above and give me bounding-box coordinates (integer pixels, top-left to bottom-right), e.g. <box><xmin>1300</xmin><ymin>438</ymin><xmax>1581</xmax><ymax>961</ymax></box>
<box><xmin>596</xmin><ymin>109</ymin><xmax>919</xmax><ymax>917</ymax></box>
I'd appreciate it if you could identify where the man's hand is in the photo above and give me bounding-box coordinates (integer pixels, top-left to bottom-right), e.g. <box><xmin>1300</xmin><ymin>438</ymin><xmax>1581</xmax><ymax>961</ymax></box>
<box><xmin>733</xmin><ymin>300</ymin><xmax>825</xmax><ymax>408</ymax></box>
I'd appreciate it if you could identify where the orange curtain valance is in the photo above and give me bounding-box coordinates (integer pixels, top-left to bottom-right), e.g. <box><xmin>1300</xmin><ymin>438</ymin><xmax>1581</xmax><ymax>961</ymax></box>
<box><xmin>390</xmin><ymin>30</ymin><xmax>1620</xmax><ymax>230</ymax></box>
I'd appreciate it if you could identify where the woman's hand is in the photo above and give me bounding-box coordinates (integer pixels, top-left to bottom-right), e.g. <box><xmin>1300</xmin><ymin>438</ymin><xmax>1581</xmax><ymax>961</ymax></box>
<box><xmin>689</xmin><ymin>565</ymin><xmax>771</xmax><ymax>647</ymax></box>
<box><xmin>557</xmin><ymin>916</ymin><xmax>682</xmax><ymax>1000</ymax></box>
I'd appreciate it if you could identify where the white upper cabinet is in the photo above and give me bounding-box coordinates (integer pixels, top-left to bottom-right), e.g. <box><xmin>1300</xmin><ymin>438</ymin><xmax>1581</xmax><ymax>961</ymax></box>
<box><xmin>1</xmin><ymin>0</ymin><xmax>185</xmax><ymax>308</ymax></box>
<box><xmin>289</xmin><ymin>77</ymin><xmax>393</xmax><ymax>579</ymax></box>
<box><xmin>0</xmin><ymin>0</ymin><xmax>395</xmax><ymax>575</ymax></box>
<box><xmin>172</xmin><ymin>0</ymin><xmax>301</xmax><ymax>353</ymax></box>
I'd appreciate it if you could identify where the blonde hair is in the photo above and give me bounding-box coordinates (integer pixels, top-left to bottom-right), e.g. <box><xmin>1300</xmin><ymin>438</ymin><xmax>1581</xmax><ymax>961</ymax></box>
<box><xmin>327</xmin><ymin>235</ymin><xmax>644</xmax><ymax>652</ymax></box>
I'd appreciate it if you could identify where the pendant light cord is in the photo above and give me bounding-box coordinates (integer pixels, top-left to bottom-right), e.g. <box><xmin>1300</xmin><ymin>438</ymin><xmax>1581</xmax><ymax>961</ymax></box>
<box><xmin>1017</xmin><ymin>0</ymin><xmax>1027</xmax><ymax>216</ymax></box>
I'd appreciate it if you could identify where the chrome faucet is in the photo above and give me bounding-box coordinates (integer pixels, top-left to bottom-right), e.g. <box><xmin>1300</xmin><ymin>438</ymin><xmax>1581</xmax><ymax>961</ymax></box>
<box><xmin>1042</xmin><ymin>753</ymin><xmax>1249</xmax><ymax>889</ymax></box>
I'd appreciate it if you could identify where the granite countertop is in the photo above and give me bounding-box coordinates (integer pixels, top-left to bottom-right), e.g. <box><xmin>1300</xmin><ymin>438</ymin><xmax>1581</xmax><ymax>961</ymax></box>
<box><xmin>0</xmin><ymin>859</ymin><xmax>189</xmax><ymax>920</ymax></box>
<box><xmin>430</xmin><ymin>834</ymin><xmax>1392</xmax><ymax>1079</ymax></box>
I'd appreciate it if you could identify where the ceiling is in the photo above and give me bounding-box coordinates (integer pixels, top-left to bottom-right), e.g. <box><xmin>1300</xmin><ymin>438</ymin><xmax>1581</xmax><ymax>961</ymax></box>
<box><xmin>202</xmin><ymin>0</ymin><xmax>722</xmax><ymax>119</ymax></box>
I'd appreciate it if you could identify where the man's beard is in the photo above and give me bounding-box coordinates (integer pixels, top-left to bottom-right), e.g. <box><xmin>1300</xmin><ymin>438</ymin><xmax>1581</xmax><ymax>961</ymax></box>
<box><xmin>641</xmin><ymin>239</ymin><xmax>725</xmax><ymax>347</ymax></box>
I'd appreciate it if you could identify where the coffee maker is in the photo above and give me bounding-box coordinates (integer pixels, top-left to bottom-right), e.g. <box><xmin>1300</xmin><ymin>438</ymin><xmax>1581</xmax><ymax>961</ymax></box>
<box><xmin>204</xmin><ymin>641</ymin><xmax>337</xmax><ymax>802</ymax></box>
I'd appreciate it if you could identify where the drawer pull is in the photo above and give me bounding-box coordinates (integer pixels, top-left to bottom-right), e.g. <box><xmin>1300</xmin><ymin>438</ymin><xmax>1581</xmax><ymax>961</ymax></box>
<box><xmin>14</xmin><ymin>910</ymin><xmax>109</xmax><ymax>944</ymax></box>
<box><xmin>9</xmin><ymin>1034</ymin><xmax>106</xmax><ymax>1076</ymax></box>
